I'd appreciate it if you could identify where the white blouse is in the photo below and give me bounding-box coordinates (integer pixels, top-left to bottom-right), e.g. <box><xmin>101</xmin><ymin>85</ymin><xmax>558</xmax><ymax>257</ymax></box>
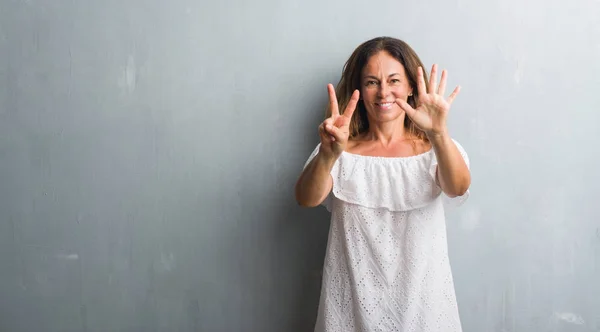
<box><xmin>303</xmin><ymin>140</ymin><xmax>470</xmax><ymax>332</ymax></box>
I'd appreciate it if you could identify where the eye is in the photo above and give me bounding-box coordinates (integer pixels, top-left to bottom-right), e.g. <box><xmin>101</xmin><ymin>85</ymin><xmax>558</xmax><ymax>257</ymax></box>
<box><xmin>390</xmin><ymin>79</ymin><xmax>401</xmax><ymax>84</ymax></box>
<box><xmin>366</xmin><ymin>80</ymin><xmax>378</xmax><ymax>86</ymax></box>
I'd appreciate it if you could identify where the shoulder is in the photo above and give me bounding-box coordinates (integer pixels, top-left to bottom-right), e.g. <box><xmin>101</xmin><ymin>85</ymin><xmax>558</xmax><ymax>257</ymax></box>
<box><xmin>345</xmin><ymin>140</ymin><xmax>360</xmax><ymax>155</ymax></box>
<box><xmin>346</xmin><ymin>137</ymin><xmax>431</xmax><ymax>158</ymax></box>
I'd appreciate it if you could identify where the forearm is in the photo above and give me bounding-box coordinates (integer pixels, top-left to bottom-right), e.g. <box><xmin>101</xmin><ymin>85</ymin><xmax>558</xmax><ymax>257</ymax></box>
<box><xmin>429</xmin><ymin>132</ymin><xmax>471</xmax><ymax>197</ymax></box>
<box><xmin>294</xmin><ymin>151</ymin><xmax>336</xmax><ymax>207</ymax></box>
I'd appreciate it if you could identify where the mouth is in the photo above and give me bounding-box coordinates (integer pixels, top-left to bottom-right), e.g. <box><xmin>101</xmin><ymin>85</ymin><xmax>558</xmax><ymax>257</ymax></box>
<box><xmin>375</xmin><ymin>101</ymin><xmax>394</xmax><ymax>110</ymax></box>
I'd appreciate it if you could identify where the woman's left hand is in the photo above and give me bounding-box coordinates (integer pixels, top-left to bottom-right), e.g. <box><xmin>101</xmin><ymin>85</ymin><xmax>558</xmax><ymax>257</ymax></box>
<box><xmin>395</xmin><ymin>64</ymin><xmax>460</xmax><ymax>138</ymax></box>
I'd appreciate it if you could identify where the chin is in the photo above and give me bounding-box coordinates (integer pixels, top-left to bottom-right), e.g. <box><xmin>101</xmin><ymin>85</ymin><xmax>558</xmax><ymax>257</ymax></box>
<box><xmin>367</xmin><ymin>107</ymin><xmax>404</xmax><ymax>122</ymax></box>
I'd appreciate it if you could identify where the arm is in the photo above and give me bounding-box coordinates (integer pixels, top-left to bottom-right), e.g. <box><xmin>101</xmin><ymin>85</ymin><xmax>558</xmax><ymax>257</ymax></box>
<box><xmin>295</xmin><ymin>84</ymin><xmax>360</xmax><ymax>207</ymax></box>
<box><xmin>394</xmin><ymin>64</ymin><xmax>470</xmax><ymax>197</ymax></box>
<box><xmin>294</xmin><ymin>149</ymin><xmax>336</xmax><ymax>207</ymax></box>
<box><xmin>430</xmin><ymin>133</ymin><xmax>471</xmax><ymax>197</ymax></box>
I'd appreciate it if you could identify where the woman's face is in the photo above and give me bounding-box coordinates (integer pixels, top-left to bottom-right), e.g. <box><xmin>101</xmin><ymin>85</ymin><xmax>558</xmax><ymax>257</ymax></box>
<box><xmin>360</xmin><ymin>51</ymin><xmax>413</xmax><ymax>124</ymax></box>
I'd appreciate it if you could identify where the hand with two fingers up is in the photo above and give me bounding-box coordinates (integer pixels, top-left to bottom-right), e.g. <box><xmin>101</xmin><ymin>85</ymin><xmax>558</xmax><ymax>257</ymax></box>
<box><xmin>318</xmin><ymin>84</ymin><xmax>360</xmax><ymax>160</ymax></box>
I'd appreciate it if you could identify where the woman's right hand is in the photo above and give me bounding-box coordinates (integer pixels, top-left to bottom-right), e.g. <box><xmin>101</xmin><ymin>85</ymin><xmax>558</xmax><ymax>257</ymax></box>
<box><xmin>318</xmin><ymin>84</ymin><xmax>360</xmax><ymax>160</ymax></box>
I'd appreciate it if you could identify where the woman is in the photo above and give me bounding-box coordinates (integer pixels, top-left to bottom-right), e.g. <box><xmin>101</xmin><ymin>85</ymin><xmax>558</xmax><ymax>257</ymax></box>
<box><xmin>295</xmin><ymin>36</ymin><xmax>471</xmax><ymax>332</ymax></box>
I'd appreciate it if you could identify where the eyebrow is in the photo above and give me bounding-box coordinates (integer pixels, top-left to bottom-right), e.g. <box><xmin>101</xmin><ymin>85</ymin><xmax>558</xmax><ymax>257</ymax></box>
<box><xmin>363</xmin><ymin>73</ymin><xmax>401</xmax><ymax>80</ymax></box>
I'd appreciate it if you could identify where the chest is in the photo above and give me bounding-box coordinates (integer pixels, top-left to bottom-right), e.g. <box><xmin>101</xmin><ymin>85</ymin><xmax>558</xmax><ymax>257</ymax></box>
<box><xmin>346</xmin><ymin>139</ymin><xmax>431</xmax><ymax>158</ymax></box>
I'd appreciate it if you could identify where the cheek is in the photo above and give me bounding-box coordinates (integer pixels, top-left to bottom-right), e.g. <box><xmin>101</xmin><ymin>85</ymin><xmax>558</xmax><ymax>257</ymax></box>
<box><xmin>361</xmin><ymin>88</ymin><xmax>378</xmax><ymax>103</ymax></box>
<box><xmin>391</xmin><ymin>87</ymin><xmax>410</xmax><ymax>99</ymax></box>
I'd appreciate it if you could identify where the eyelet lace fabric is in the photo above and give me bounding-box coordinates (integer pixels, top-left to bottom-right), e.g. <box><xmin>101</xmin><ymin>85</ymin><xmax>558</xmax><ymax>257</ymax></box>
<box><xmin>303</xmin><ymin>140</ymin><xmax>470</xmax><ymax>332</ymax></box>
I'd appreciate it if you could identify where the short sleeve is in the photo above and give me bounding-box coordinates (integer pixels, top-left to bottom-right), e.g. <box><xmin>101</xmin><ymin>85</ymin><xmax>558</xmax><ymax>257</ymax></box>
<box><xmin>428</xmin><ymin>139</ymin><xmax>471</xmax><ymax>207</ymax></box>
<box><xmin>302</xmin><ymin>143</ymin><xmax>334</xmax><ymax>211</ymax></box>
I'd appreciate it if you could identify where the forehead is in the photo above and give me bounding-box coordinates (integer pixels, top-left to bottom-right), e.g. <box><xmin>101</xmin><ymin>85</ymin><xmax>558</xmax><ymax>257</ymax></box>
<box><xmin>361</xmin><ymin>51</ymin><xmax>406</xmax><ymax>77</ymax></box>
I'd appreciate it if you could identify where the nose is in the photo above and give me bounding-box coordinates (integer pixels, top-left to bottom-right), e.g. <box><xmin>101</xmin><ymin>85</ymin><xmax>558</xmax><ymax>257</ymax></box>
<box><xmin>377</xmin><ymin>82</ymin><xmax>390</xmax><ymax>98</ymax></box>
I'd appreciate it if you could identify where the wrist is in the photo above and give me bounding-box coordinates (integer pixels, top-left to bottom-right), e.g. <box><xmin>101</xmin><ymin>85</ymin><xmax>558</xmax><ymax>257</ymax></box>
<box><xmin>427</xmin><ymin>129</ymin><xmax>451</xmax><ymax>146</ymax></box>
<box><xmin>317</xmin><ymin>147</ymin><xmax>339</xmax><ymax>168</ymax></box>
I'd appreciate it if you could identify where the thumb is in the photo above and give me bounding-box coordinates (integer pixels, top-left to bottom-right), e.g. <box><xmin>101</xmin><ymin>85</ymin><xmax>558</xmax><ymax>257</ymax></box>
<box><xmin>395</xmin><ymin>98</ymin><xmax>417</xmax><ymax>119</ymax></box>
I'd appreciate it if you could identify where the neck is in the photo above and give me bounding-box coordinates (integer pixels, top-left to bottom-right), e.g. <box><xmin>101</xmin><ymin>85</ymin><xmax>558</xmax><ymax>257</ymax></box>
<box><xmin>364</xmin><ymin>116</ymin><xmax>410</xmax><ymax>146</ymax></box>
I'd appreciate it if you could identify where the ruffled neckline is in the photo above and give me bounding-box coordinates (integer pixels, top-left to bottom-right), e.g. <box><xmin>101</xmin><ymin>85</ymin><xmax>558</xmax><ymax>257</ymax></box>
<box><xmin>340</xmin><ymin>148</ymin><xmax>434</xmax><ymax>161</ymax></box>
<box><xmin>303</xmin><ymin>140</ymin><xmax>470</xmax><ymax>212</ymax></box>
<box><xmin>329</xmin><ymin>149</ymin><xmax>441</xmax><ymax>212</ymax></box>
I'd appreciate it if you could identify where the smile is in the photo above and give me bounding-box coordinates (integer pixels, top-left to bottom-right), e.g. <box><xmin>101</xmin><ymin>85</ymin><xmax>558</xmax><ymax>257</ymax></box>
<box><xmin>375</xmin><ymin>102</ymin><xmax>394</xmax><ymax>110</ymax></box>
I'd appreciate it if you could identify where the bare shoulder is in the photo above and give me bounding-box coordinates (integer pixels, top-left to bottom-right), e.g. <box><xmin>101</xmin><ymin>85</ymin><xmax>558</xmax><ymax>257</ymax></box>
<box><xmin>345</xmin><ymin>139</ymin><xmax>361</xmax><ymax>151</ymax></box>
<box><xmin>346</xmin><ymin>135</ymin><xmax>432</xmax><ymax>157</ymax></box>
<box><xmin>346</xmin><ymin>135</ymin><xmax>370</xmax><ymax>154</ymax></box>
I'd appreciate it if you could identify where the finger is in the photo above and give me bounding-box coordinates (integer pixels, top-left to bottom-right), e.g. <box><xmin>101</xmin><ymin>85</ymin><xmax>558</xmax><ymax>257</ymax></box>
<box><xmin>325</xmin><ymin>123</ymin><xmax>345</xmax><ymax>142</ymax></box>
<box><xmin>323</xmin><ymin>117</ymin><xmax>335</xmax><ymax>134</ymax></box>
<box><xmin>323</xmin><ymin>117</ymin><xmax>334</xmax><ymax>127</ymax></box>
<box><xmin>327</xmin><ymin>84</ymin><xmax>340</xmax><ymax>117</ymax></box>
<box><xmin>318</xmin><ymin>122</ymin><xmax>326</xmax><ymax>138</ymax></box>
<box><xmin>395</xmin><ymin>98</ymin><xmax>417</xmax><ymax>119</ymax></box>
<box><xmin>417</xmin><ymin>66</ymin><xmax>427</xmax><ymax>97</ymax></box>
<box><xmin>319</xmin><ymin>122</ymin><xmax>336</xmax><ymax>142</ymax></box>
<box><xmin>446</xmin><ymin>85</ymin><xmax>461</xmax><ymax>104</ymax></box>
<box><xmin>429</xmin><ymin>64</ymin><xmax>438</xmax><ymax>94</ymax></box>
<box><xmin>342</xmin><ymin>89</ymin><xmax>360</xmax><ymax>119</ymax></box>
<box><xmin>438</xmin><ymin>69</ymin><xmax>447</xmax><ymax>96</ymax></box>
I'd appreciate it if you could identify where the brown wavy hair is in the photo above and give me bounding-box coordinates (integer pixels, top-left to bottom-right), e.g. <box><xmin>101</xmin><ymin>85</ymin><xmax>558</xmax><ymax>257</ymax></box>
<box><xmin>329</xmin><ymin>36</ymin><xmax>430</xmax><ymax>142</ymax></box>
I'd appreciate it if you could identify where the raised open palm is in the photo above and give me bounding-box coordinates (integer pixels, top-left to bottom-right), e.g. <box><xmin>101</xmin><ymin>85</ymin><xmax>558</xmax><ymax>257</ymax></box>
<box><xmin>395</xmin><ymin>64</ymin><xmax>461</xmax><ymax>137</ymax></box>
<box><xmin>318</xmin><ymin>84</ymin><xmax>360</xmax><ymax>159</ymax></box>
